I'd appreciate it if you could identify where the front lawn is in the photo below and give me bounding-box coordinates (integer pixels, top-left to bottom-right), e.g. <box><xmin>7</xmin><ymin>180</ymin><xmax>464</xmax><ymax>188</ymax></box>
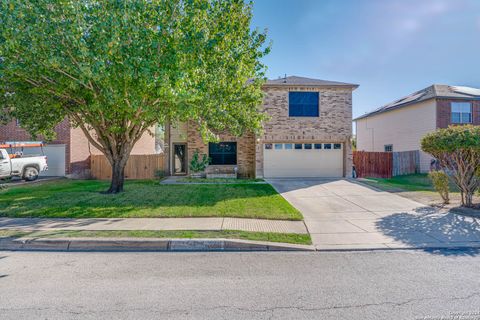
<box><xmin>177</xmin><ymin>177</ymin><xmax>264</xmax><ymax>184</ymax></box>
<box><xmin>359</xmin><ymin>174</ymin><xmax>479</xmax><ymax>208</ymax></box>
<box><xmin>361</xmin><ymin>174</ymin><xmax>458</xmax><ymax>192</ymax></box>
<box><xmin>0</xmin><ymin>180</ymin><xmax>302</xmax><ymax>220</ymax></box>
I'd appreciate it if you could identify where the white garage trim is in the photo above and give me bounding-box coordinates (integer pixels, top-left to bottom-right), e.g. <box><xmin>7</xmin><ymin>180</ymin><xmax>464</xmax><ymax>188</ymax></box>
<box><xmin>263</xmin><ymin>142</ymin><xmax>343</xmax><ymax>178</ymax></box>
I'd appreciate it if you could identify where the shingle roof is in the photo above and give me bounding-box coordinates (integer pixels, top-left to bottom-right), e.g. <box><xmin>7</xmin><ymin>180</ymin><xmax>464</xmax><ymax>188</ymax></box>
<box><xmin>354</xmin><ymin>84</ymin><xmax>480</xmax><ymax>121</ymax></box>
<box><xmin>265</xmin><ymin>75</ymin><xmax>359</xmax><ymax>88</ymax></box>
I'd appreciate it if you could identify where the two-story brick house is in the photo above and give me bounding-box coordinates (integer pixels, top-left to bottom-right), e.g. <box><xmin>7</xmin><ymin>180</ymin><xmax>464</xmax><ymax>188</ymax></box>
<box><xmin>1</xmin><ymin>75</ymin><xmax>357</xmax><ymax>179</ymax></box>
<box><xmin>165</xmin><ymin>76</ymin><xmax>358</xmax><ymax>178</ymax></box>
<box><xmin>354</xmin><ymin>85</ymin><xmax>480</xmax><ymax>173</ymax></box>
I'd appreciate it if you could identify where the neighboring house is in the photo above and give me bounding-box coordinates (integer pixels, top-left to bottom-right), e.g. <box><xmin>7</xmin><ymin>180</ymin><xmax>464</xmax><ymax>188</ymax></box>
<box><xmin>354</xmin><ymin>85</ymin><xmax>480</xmax><ymax>173</ymax></box>
<box><xmin>0</xmin><ymin>119</ymin><xmax>156</xmax><ymax>177</ymax></box>
<box><xmin>165</xmin><ymin>76</ymin><xmax>358</xmax><ymax>178</ymax></box>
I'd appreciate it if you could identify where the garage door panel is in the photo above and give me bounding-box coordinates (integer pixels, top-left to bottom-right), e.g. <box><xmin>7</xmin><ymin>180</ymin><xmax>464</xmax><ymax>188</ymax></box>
<box><xmin>22</xmin><ymin>145</ymin><xmax>66</xmax><ymax>176</ymax></box>
<box><xmin>264</xmin><ymin>143</ymin><xmax>343</xmax><ymax>178</ymax></box>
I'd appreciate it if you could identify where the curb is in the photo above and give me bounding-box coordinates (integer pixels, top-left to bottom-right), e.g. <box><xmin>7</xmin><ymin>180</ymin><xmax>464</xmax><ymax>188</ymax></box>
<box><xmin>0</xmin><ymin>237</ymin><xmax>316</xmax><ymax>252</ymax></box>
<box><xmin>314</xmin><ymin>242</ymin><xmax>480</xmax><ymax>252</ymax></box>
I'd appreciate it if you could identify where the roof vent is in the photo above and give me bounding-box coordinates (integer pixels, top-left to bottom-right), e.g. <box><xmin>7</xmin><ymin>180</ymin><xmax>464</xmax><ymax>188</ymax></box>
<box><xmin>283</xmin><ymin>74</ymin><xmax>287</xmax><ymax>83</ymax></box>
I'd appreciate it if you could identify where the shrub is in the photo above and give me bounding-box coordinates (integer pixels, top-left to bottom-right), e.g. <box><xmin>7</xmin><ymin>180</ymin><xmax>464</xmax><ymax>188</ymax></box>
<box><xmin>189</xmin><ymin>151</ymin><xmax>209</xmax><ymax>174</ymax></box>
<box><xmin>421</xmin><ymin>125</ymin><xmax>480</xmax><ymax>207</ymax></box>
<box><xmin>154</xmin><ymin>169</ymin><xmax>165</xmax><ymax>180</ymax></box>
<box><xmin>428</xmin><ymin>171</ymin><xmax>449</xmax><ymax>204</ymax></box>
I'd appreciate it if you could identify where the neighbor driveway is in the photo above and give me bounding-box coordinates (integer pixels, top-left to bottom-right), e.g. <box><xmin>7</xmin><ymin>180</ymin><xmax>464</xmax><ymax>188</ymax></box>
<box><xmin>268</xmin><ymin>179</ymin><xmax>480</xmax><ymax>250</ymax></box>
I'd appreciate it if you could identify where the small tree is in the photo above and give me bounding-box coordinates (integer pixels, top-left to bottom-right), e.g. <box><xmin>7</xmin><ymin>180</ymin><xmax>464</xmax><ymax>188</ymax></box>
<box><xmin>0</xmin><ymin>0</ymin><xmax>269</xmax><ymax>193</ymax></box>
<box><xmin>421</xmin><ymin>125</ymin><xmax>480</xmax><ymax>207</ymax></box>
<box><xmin>428</xmin><ymin>171</ymin><xmax>449</xmax><ymax>204</ymax></box>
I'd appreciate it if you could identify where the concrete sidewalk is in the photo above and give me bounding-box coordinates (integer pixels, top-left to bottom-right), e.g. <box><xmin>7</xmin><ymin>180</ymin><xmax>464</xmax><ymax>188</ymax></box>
<box><xmin>269</xmin><ymin>179</ymin><xmax>480</xmax><ymax>250</ymax></box>
<box><xmin>0</xmin><ymin>217</ymin><xmax>308</xmax><ymax>234</ymax></box>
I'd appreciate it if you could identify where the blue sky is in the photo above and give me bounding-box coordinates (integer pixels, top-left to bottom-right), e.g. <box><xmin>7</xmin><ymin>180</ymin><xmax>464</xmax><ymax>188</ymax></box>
<box><xmin>252</xmin><ymin>0</ymin><xmax>480</xmax><ymax>118</ymax></box>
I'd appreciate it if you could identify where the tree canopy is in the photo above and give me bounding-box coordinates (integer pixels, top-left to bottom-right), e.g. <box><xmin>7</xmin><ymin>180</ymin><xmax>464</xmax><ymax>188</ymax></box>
<box><xmin>421</xmin><ymin>125</ymin><xmax>480</xmax><ymax>207</ymax></box>
<box><xmin>0</xmin><ymin>0</ymin><xmax>269</xmax><ymax>192</ymax></box>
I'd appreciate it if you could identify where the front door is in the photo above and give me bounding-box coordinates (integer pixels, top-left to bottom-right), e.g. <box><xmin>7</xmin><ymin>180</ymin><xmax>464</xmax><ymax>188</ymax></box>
<box><xmin>173</xmin><ymin>144</ymin><xmax>187</xmax><ymax>175</ymax></box>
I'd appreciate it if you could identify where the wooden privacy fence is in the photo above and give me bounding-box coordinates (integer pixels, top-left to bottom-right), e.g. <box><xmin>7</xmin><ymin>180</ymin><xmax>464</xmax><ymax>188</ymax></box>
<box><xmin>353</xmin><ymin>150</ymin><xmax>419</xmax><ymax>178</ymax></box>
<box><xmin>90</xmin><ymin>154</ymin><xmax>165</xmax><ymax>180</ymax></box>
<box><xmin>392</xmin><ymin>151</ymin><xmax>420</xmax><ymax>177</ymax></box>
<box><xmin>353</xmin><ymin>151</ymin><xmax>393</xmax><ymax>178</ymax></box>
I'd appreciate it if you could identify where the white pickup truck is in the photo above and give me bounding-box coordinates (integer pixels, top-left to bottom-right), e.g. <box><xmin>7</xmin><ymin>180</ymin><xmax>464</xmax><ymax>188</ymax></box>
<box><xmin>0</xmin><ymin>148</ymin><xmax>48</xmax><ymax>181</ymax></box>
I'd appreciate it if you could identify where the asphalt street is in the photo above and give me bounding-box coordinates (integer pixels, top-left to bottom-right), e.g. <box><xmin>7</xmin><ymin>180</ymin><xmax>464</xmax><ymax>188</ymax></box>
<box><xmin>1</xmin><ymin>249</ymin><xmax>480</xmax><ymax>319</ymax></box>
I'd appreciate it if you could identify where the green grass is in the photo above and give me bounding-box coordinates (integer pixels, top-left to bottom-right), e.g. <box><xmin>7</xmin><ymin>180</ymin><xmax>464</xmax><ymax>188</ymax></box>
<box><xmin>0</xmin><ymin>229</ymin><xmax>311</xmax><ymax>245</ymax></box>
<box><xmin>0</xmin><ymin>180</ymin><xmax>302</xmax><ymax>220</ymax></box>
<box><xmin>362</xmin><ymin>174</ymin><xmax>459</xmax><ymax>192</ymax></box>
<box><xmin>178</xmin><ymin>177</ymin><xmax>264</xmax><ymax>184</ymax></box>
<box><xmin>0</xmin><ymin>230</ymin><xmax>31</xmax><ymax>238</ymax></box>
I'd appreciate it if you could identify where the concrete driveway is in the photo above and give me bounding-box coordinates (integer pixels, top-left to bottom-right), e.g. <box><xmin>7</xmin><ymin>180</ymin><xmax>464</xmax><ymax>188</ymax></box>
<box><xmin>268</xmin><ymin>179</ymin><xmax>480</xmax><ymax>250</ymax></box>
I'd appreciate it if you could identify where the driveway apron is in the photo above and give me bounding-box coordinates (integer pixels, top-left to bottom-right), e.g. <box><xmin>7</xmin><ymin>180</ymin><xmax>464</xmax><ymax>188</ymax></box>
<box><xmin>268</xmin><ymin>179</ymin><xmax>480</xmax><ymax>250</ymax></box>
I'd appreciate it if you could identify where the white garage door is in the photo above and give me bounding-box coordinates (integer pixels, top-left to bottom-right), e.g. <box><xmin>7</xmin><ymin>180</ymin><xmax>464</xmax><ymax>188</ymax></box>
<box><xmin>263</xmin><ymin>143</ymin><xmax>343</xmax><ymax>178</ymax></box>
<box><xmin>22</xmin><ymin>144</ymin><xmax>66</xmax><ymax>177</ymax></box>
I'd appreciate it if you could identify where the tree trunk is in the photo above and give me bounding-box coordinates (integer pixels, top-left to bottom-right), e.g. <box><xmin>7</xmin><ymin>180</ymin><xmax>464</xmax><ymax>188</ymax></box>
<box><xmin>105</xmin><ymin>158</ymin><xmax>127</xmax><ymax>194</ymax></box>
<box><xmin>464</xmin><ymin>192</ymin><xmax>473</xmax><ymax>208</ymax></box>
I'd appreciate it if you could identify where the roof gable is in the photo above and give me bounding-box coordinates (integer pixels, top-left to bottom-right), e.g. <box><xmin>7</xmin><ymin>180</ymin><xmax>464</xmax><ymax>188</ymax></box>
<box><xmin>354</xmin><ymin>84</ymin><xmax>480</xmax><ymax>120</ymax></box>
<box><xmin>265</xmin><ymin>75</ymin><xmax>358</xmax><ymax>88</ymax></box>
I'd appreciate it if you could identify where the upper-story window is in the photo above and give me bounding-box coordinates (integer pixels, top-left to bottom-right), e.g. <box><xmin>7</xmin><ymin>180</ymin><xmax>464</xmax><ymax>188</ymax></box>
<box><xmin>451</xmin><ymin>102</ymin><xmax>472</xmax><ymax>124</ymax></box>
<box><xmin>289</xmin><ymin>92</ymin><xmax>319</xmax><ymax>117</ymax></box>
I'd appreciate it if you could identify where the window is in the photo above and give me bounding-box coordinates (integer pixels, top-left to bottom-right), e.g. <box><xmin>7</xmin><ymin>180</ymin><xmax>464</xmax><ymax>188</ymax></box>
<box><xmin>209</xmin><ymin>142</ymin><xmax>237</xmax><ymax>165</ymax></box>
<box><xmin>334</xmin><ymin>143</ymin><xmax>342</xmax><ymax>150</ymax></box>
<box><xmin>304</xmin><ymin>143</ymin><xmax>312</xmax><ymax>149</ymax></box>
<box><xmin>384</xmin><ymin>144</ymin><xmax>393</xmax><ymax>152</ymax></box>
<box><xmin>451</xmin><ymin>102</ymin><xmax>472</xmax><ymax>124</ymax></box>
<box><xmin>284</xmin><ymin>143</ymin><xmax>293</xmax><ymax>150</ymax></box>
<box><xmin>294</xmin><ymin>143</ymin><xmax>303</xmax><ymax>150</ymax></box>
<box><xmin>274</xmin><ymin>143</ymin><xmax>283</xmax><ymax>150</ymax></box>
<box><xmin>324</xmin><ymin>143</ymin><xmax>332</xmax><ymax>149</ymax></box>
<box><xmin>264</xmin><ymin>144</ymin><xmax>272</xmax><ymax>150</ymax></box>
<box><xmin>314</xmin><ymin>143</ymin><xmax>322</xmax><ymax>149</ymax></box>
<box><xmin>289</xmin><ymin>92</ymin><xmax>319</xmax><ymax>117</ymax></box>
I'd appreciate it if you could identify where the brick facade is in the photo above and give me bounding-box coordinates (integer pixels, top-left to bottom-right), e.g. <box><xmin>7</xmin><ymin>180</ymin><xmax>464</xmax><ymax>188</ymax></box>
<box><xmin>436</xmin><ymin>99</ymin><xmax>480</xmax><ymax>128</ymax></box>
<box><xmin>165</xmin><ymin>85</ymin><xmax>354</xmax><ymax>178</ymax></box>
<box><xmin>0</xmin><ymin>118</ymin><xmax>72</xmax><ymax>174</ymax></box>
<box><xmin>256</xmin><ymin>86</ymin><xmax>353</xmax><ymax>177</ymax></box>
<box><xmin>186</xmin><ymin>122</ymin><xmax>256</xmax><ymax>178</ymax></box>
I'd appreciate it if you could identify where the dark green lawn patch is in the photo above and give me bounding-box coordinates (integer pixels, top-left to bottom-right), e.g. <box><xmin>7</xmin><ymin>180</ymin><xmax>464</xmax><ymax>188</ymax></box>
<box><xmin>177</xmin><ymin>177</ymin><xmax>265</xmax><ymax>184</ymax></box>
<box><xmin>362</xmin><ymin>174</ymin><xmax>459</xmax><ymax>193</ymax></box>
<box><xmin>1</xmin><ymin>229</ymin><xmax>311</xmax><ymax>245</ymax></box>
<box><xmin>0</xmin><ymin>180</ymin><xmax>301</xmax><ymax>220</ymax></box>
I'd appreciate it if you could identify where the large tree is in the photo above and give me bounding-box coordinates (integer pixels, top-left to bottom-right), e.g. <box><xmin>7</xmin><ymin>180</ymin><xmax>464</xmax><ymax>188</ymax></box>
<box><xmin>0</xmin><ymin>0</ymin><xmax>269</xmax><ymax>193</ymax></box>
<box><xmin>421</xmin><ymin>125</ymin><xmax>480</xmax><ymax>207</ymax></box>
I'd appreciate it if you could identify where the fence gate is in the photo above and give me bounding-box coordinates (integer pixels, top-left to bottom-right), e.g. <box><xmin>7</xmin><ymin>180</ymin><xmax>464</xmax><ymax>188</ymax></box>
<box><xmin>353</xmin><ymin>151</ymin><xmax>393</xmax><ymax>178</ymax></box>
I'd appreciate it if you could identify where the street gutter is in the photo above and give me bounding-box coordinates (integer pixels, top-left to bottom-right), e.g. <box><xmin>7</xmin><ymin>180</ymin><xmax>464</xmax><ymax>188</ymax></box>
<box><xmin>0</xmin><ymin>237</ymin><xmax>316</xmax><ymax>252</ymax></box>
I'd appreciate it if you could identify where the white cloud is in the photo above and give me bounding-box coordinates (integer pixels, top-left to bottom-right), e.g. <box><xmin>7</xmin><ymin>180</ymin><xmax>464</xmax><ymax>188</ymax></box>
<box><xmin>388</xmin><ymin>0</ymin><xmax>451</xmax><ymax>36</ymax></box>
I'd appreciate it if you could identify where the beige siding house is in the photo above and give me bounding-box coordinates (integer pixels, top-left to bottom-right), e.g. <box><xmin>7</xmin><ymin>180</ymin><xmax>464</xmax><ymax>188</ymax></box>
<box><xmin>355</xmin><ymin>85</ymin><xmax>480</xmax><ymax>173</ymax></box>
